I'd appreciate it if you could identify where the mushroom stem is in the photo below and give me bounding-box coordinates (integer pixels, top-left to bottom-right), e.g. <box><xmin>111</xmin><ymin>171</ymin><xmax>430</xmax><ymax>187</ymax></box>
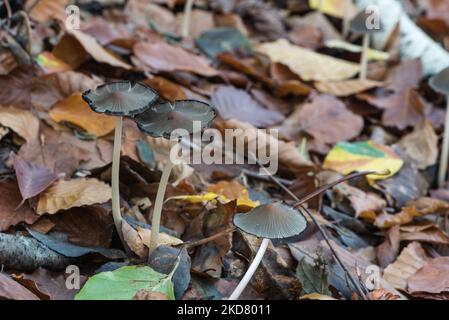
<box><xmin>359</xmin><ymin>33</ymin><xmax>370</xmax><ymax>80</ymax></box>
<box><xmin>182</xmin><ymin>0</ymin><xmax>195</xmax><ymax>38</ymax></box>
<box><xmin>148</xmin><ymin>159</ymin><xmax>175</xmax><ymax>255</ymax></box>
<box><xmin>112</xmin><ymin>116</ymin><xmax>124</xmax><ymax>244</ymax></box>
<box><xmin>228</xmin><ymin>238</ymin><xmax>270</xmax><ymax>300</ymax></box>
<box><xmin>438</xmin><ymin>98</ymin><xmax>449</xmax><ymax>187</ymax></box>
<box><xmin>342</xmin><ymin>0</ymin><xmax>351</xmax><ymax>38</ymax></box>
<box><xmin>317</xmin><ymin>0</ymin><xmax>324</xmax><ymax>11</ymax></box>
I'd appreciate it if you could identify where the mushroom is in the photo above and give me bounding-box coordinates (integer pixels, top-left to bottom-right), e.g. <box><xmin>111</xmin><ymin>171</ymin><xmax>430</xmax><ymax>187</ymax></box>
<box><xmin>430</xmin><ymin>66</ymin><xmax>449</xmax><ymax>187</ymax></box>
<box><xmin>182</xmin><ymin>0</ymin><xmax>195</xmax><ymax>38</ymax></box>
<box><xmin>350</xmin><ymin>8</ymin><xmax>382</xmax><ymax>80</ymax></box>
<box><xmin>228</xmin><ymin>202</ymin><xmax>308</xmax><ymax>300</ymax></box>
<box><xmin>82</xmin><ymin>81</ymin><xmax>159</xmax><ymax>243</ymax></box>
<box><xmin>134</xmin><ymin>99</ymin><xmax>216</xmax><ymax>255</ymax></box>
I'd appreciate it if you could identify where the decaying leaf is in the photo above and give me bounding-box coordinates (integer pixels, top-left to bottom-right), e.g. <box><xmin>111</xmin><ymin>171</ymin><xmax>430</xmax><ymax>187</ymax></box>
<box><xmin>0</xmin><ymin>106</ymin><xmax>39</xmax><ymax>142</ymax></box>
<box><xmin>383</xmin><ymin>242</ymin><xmax>428</xmax><ymax>290</ymax></box>
<box><xmin>315</xmin><ymin>79</ymin><xmax>382</xmax><ymax>97</ymax></box>
<box><xmin>0</xmin><ymin>273</ymin><xmax>39</xmax><ymax>300</ymax></box>
<box><xmin>257</xmin><ymin>39</ymin><xmax>360</xmax><ymax>82</ymax></box>
<box><xmin>49</xmin><ymin>93</ymin><xmax>116</xmax><ymax>136</ymax></box>
<box><xmin>36</xmin><ymin>178</ymin><xmax>112</xmax><ymax>215</ymax></box>
<box><xmin>407</xmin><ymin>257</ymin><xmax>449</xmax><ymax>294</ymax></box>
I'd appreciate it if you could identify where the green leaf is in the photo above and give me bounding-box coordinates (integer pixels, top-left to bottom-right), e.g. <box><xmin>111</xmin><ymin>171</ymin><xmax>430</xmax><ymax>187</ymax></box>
<box><xmin>75</xmin><ymin>266</ymin><xmax>176</xmax><ymax>300</ymax></box>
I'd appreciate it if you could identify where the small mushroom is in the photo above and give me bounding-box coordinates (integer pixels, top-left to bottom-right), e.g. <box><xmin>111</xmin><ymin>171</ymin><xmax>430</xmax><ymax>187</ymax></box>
<box><xmin>350</xmin><ymin>9</ymin><xmax>382</xmax><ymax>80</ymax></box>
<box><xmin>430</xmin><ymin>66</ymin><xmax>449</xmax><ymax>187</ymax></box>
<box><xmin>82</xmin><ymin>81</ymin><xmax>159</xmax><ymax>244</ymax></box>
<box><xmin>134</xmin><ymin>99</ymin><xmax>216</xmax><ymax>255</ymax></box>
<box><xmin>228</xmin><ymin>202</ymin><xmax>307</xmax><ymax>300</ymax></box>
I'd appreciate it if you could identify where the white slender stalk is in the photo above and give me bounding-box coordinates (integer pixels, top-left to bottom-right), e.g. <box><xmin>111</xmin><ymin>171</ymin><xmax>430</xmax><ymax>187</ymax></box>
<box><xmin>438</xmin><ymin>99</ymin><xmax>449</xmax><ymax>187</ymax></box>
<box><xmin>342</xmin><ymin>0</ymin><xmax>351</xmax><ymax>38</ymax></box>
<box><xmin>112</xmin><ymin>116</ymin><xmax>124</xmax><ymax>243</ymax></box>
<box><xmin>182</xmin><ymin>0</ymin><xmax>195</xmax><ymax>38</ymax></box>
<box><xmin>148</xmin><ymin>159</ymin><xmax>175</xmax><ymax>255</ymax></box>
<box><xmin>228</xmin><ymin>238</ymin><xmax>270</xmax><ymax>300</ymax></box>
<box><xmin>317</xmin><ymin>0</ymin><xmax>324</xmax><ymax>11</ymax></box>
<box><xmin>359</xmin><ymin>33</ymin><xmax>370</xmax><ymax>80</ymax></box>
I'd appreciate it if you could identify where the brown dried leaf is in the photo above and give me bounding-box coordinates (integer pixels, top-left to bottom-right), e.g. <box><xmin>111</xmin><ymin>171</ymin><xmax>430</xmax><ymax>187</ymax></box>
<box><xmin>0</xmin><ymin>273</ymin><xmax>39</xmax><ymax>300</ymax></box>
<box><xmin>407</xmin><ymin>257</ymin><xmax>449</xmax><ymax>294</ymax></box>
<box><xmin>0</xmin><ymin>180</ymin><xmax>39</xmax><ymax>231</ymax></box>
<box><xmin>376</xmin><ymin>225</ymin><xmax>400</xmax><ymax>268</ymax></box>
<box><xmin>122</xmin><ymin>219</ymin><xmax>147</xmax><ymax>259</ymax></box>
<box><xmin>315</xmin><ymin>79</ymin><xmax>383</xmax><ymax>97</ymax></box>
<box><xmin>12</xmin><ymin>154</ymin><xmax>57</xmax><ymax>204</ymax></box>
<box><xmin>36</xmin><ymin>178</ymin><xmax>112</xmax><ymax>215</ymax></box>
<box><xmin>143</xmin><ymin>77</ymin><xmax>187</xmax><ymax>102</ymax></box>
<box><xmin>49</xmin><ymin>93</ymin><xmax>116</xmax><ymax>137</ymax></box>
<box><xmin>256</xmin><ymin>39</ymin><xmax>360</xmax><ymax>82</ymax></box>
<box><xmin>400</xmin><ymin>221</ymin><xmax>449</xmax><ymax>245</ymax></box>
<box><xmin>0</xmin><ymin>106</ymin><xmax>39</xmax><ymax>142</ymax></box>
<box><xmin>383</xmin><ymin>242</ymin><xmax>428</xmax><ymax>290</ymax></box>
<box><xmin>27</xmin><ymin>0</ymin><xmax>68</xmax><ymax>23</ymax></box>
<box><xmin>133</xmin><ymin>41</ymin><xmax>217</xmax><ymax>77</ymax></box>
<box><xmin>397</xmin><ymin>120</ymin><xmax>438</xmax><ymax>170</ymax></box>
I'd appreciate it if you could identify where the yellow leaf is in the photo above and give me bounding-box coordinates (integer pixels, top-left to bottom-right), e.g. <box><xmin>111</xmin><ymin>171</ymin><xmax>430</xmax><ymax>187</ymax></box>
<box><xmin>37</xmin><ymin>178</ymin><xmax>112</xmax><ymax>215</ymax></box>
<box><xmin>315</xmin><ymin>79</ymin><xmax>383</xmax><ymax>97</ymax></box>
<box><xmin>167</xmin><ymin>192</ymin><xmax>259</xmax><ymax>210</ymax></box>
<box><xmin>50</xmin><ymin>93</ymin><xmax>116</xmax><ymax>136</ymax></box>
<box><xmin>36</xmin><ymin>51</ymin><xmax>72</xmax><ymax>74</ymax></box>
<box><xmin>257</xmin><ymin>39</ymin><xmax>360</xmax><ymax>82</ymax></box>
<box><xmin>309</xmin><ymin>0</ymin><xmax>358</xmax><ymax>19</ymax></box>
<box><xmin>207</xmin><ymin>180</ymin><xmax>260</xmax><ymax>210</ymax></box>
<box><xmin>0</xmin><ymin>106</ymin><xmax>39</xmax><ymax>141</ymax></box>
<box><xmin>323</xmin><ymin>141</ymin><xmax>403</xmax><ymax>181</ymax></box>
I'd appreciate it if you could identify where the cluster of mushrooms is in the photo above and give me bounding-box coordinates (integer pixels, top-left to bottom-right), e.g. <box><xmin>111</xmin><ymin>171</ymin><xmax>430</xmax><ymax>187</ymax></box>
<box><xmin>82</xmin><ymin>82</ymin><xmax>309</xmax><ymax>300</ymax></box>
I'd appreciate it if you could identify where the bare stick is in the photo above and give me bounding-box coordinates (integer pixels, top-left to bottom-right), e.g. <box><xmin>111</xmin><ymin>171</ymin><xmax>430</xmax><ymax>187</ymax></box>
<box><xmin>112</xmin><ymin>116</ymin><xmax>124</xmax><ymax>244</ymax></box>
<box><xmin>228</xmin><ymin>238</ymin><xmax>270</xmax><ymax>300</ymax></box>
<box><xmin>183</xmin><ymin>227</ymin><xmax>236</xmax><ymax>249</ymax></box>
<box><xmin>149</xmin><ymin>159</ymin><xmax>175</xmax><ymax>255</ymax></box>
<box><xmin>438</xmin><ymin>99</ymin><xmax>449</xmax><ymax>187</ymax></box>
<box><xmin>359</xmin><ymin>33</ymin><xmax>370</xmax><ymax>80</ymax></box>
<box><xmin>182</xmin><ymin>0</ymin><xmax>195</xmax><ymax>38</ymax></box>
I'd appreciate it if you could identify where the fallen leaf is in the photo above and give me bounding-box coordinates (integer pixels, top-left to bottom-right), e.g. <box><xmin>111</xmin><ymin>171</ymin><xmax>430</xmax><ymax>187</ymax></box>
<box><xmin>376</xmin><ymin>225</ymin><xmax>400</xmax><ymax>268</ymax></box>
<box><xmin>308</xmin><ymin>0</ymin><xmax>357</xmax><ymax>19</ymax></box>
<box><xmin>36</xmin><ymin>178</ymin><xmax>112</xmax><ymax>215</ymax></box>
<box><xmin>360</xmin><ymin>89</ymin><xmax>426</xmax><ymax>130</ymax></box>
<box><xmin>0</xmin><ymin>180</ymin><xmax>39</xmax><ymax>231</ymax></box>
<box><xmin>211</xmin><ymin>86</ymin><xmax>284</xmax><ymax>127</ymax></box>
<box><xmin>27</xmin><ymin>0</ymin><xmax>68</xmax><ymax>23</ymax></box>
<box><xmin>132</xmin><ymin>290</ymin><xmax>168</xmax><ymax>300</ymax></box>
<box><xmin>299</xmin><ymin>293</ymin><xmax>336</xmax><ymax>300</ymax></box>
<box><xmin>12</xmin><ymin>153</ymin><xmax>57</xmax><ymax>204</ymax></box>
<box><xmin>14</xmin><ymin>267</ymin><xmax>87</xmax><ymax>300</ymax></box>
<box><xmin>196</xmin><ymin>28</ymin><xmax>252</xmax><ymax>58</ymax></box>
<box><xmin>397</xmin><ymin>120</ymin><xmax>438</xmax><ymax>170</ymax></box>
<box><xmin>176</xmin><ymin>9</ymin><xmax>215</xmax><ymax>38</ymax></box>
<box><xmin>323</xmin><ymin>141</ymin><xmax>404</xmax><ymax>181</ymax></box>
<box><xmin>383</xmin><ymin>242</ymin><xmax>428</xmax><ymax>290</ymax></box>
<box><xmin>137</xmin><ymin>226</ymin><xmax>183</xmax><ymax>248</ymax></box>
<box><xmin>400</xmin><ymin>221</ymin><xmax>449</xmax><ymax>245</ymax></box>
<box><xmin>122</xmin><ymin>219</ymin><xmax>147</xmax><ymax>259</ymax></box>
<box><xmin>407</xmin><ymin>257</ymin><xmax>449</xmax><ymax>294</ymax></box>
<box><xmin>315</xmin><ymin>79</ymin><xmax>382</xmax><ymax>97</ymax></box>
<box><xmin>133</xmin><ymin>41</ymin><xmax>217</xmax><ymax>77</ymax></box>
<box><xmin>143</xmin><ymin>77</ymin><xmax>187</xmax><ymax>102</ymax></box>
<box><xmin>0</xmin><ymin>273</ymin><xmax>39</xmax><ymax>300</ymax></box>
<box><xmin>257</xmin><ymin>39</ymin><xmax>360</xmax><ymax>82</ymax></box>
<box><xmin>325</xmin><ymin>40</ymin><xmax>390</xmax><ymax>61</ymax></box>
<box><xmin>385</xmin><ymin>59</ymin><xmax>423</xmax><ymax>92</ymax></box>
<box><xmin>369</xmin><ymin>289</ymin><xmax>401</xmax><ymax>300</ymax></box>
<box><xmin>75</xmin><ymin>266</ymin><xmax>175</xmax><ymax>300</ymax></box>
<box><xmin>49</xmin><ymin>93</ymin><xmax>116</xmax><ymax>136</ymax></box>
<box><xmin>279</xmin><ymin>94</ymin><xmax>363</xmax><ymax>145</ymax></box>
<box><xmin>0</xmin><ymin>106</ymin><xmax>39</xmax><ymax>142</ymax></box>
<box><xmin>35</xmin><ymin>52</ymin><xmax>72</xmax><ymax>74</ymax></box>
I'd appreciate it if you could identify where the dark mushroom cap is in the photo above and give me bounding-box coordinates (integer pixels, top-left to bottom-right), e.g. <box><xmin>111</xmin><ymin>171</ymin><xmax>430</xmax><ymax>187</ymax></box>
<box><xmin>134</xmin><ymin>100</ymin><xmax>216</xmax><ymax>139</ymax></box>
<box><xmin>429</xmin><ymin>66</ymin><xmax>449</xmax><ymax>95</ymax></box>
<box><xmin>233</xmin><ymin>203</ymin><xmax>307</xmax><ymax>239</ymax></box>
<box><xmin>82</xmin><ymin>81</ymin><xmax>159</xmax><ymax>116</ymax></box>
<box><xmin>350</xmin><ymin>10</ymin><xmax>383</xmax><ymax>34</ymax></box>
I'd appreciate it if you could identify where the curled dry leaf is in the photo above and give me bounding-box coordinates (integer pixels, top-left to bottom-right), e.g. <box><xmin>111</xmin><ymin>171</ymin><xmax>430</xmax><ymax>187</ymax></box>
<box><xmin>256</xmin><ymin>39</ymin><xmax>360</xmax><ymax>82</ymax></box>
<box><xmin>223</xmin><ymin>119</ymin><xmax>314</xmax><ymax>175</ymax></box>
<box><xmin>12</xmin><ymin>154</ymin><xmax>57</xmax><ymax>204</ymax></box>
<box><xmin>0</xmin><ymin>180</ymin><xmax>39</xmax><ymax>231</ymax></box>
<box><xmin>122</xmin><ymin>219</ymin><xmax>147</xmax><ymax>259</ymax></box>
<box><xmin>279</xmin><ymin>94</ymin><xmax>363</xmax><ymax>146</ymax></box>
<box><xmin>407</xmin><ymin>257</ymin><xmax>449</xmax><ymax>294</ymax></box>
<box><xmin>133</xmin><ymin>41</ymin><xmax>217</xmax><ymax>77</ymax></box>
<box><xmin>211</xmin><ymin>86</ymin><xmax>284</xmax><ymax>127</ymax></box>
<box><xmin>397</xmin><ymin>120</ymin><xmax>438</xmax><ymax>170</ymax></box>
<box><xmin>400</xmin><ymin>221</ymin><xmax>449</xmax><ymax>245</ymax></box>
<box><xmin>49</xmin><ymin>93</ymin><xmax>116</xmax><ymax>137</ymax></box>
<box><xmin>0</xmin><ymin>106</ymin><xmax>39</xmax><ymax>142</ymax></box>
<box><xmin>0</xmin><ymin>273</ymin><xmax>39</xmax><ymax>300</ymax></box>
<box><xmin>315</xmin><ymin>79</ymin><xmax>383</xmax><ymax>97</ymax></box>
<box><xmin>36</xmin><ymin>178</ymin><xmax>112</xmax><ymax>215</ymax></box>
<box><xmin>382</xmin><ymin>242</ymin><xmax>428</xmax><ymax>291</ymax></box>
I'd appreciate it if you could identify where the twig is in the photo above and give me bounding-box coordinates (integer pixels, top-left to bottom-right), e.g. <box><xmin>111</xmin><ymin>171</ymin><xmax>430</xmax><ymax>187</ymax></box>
<box><xmin>182</xmin><ymin>227</ymin><xmax>236</xmax><ymax>249</ymax></box>
<box><xmin>241</xmin><ymin>169</ymin><xmax>293</xmax><ymax>186</ymax></box>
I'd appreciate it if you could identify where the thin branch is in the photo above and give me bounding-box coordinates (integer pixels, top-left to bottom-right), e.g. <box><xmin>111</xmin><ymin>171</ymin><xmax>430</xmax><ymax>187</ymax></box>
<box><xmin>182</xmin><ymin>226</ymin><xmax>236</xmax><ymax>249</ymax></box>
